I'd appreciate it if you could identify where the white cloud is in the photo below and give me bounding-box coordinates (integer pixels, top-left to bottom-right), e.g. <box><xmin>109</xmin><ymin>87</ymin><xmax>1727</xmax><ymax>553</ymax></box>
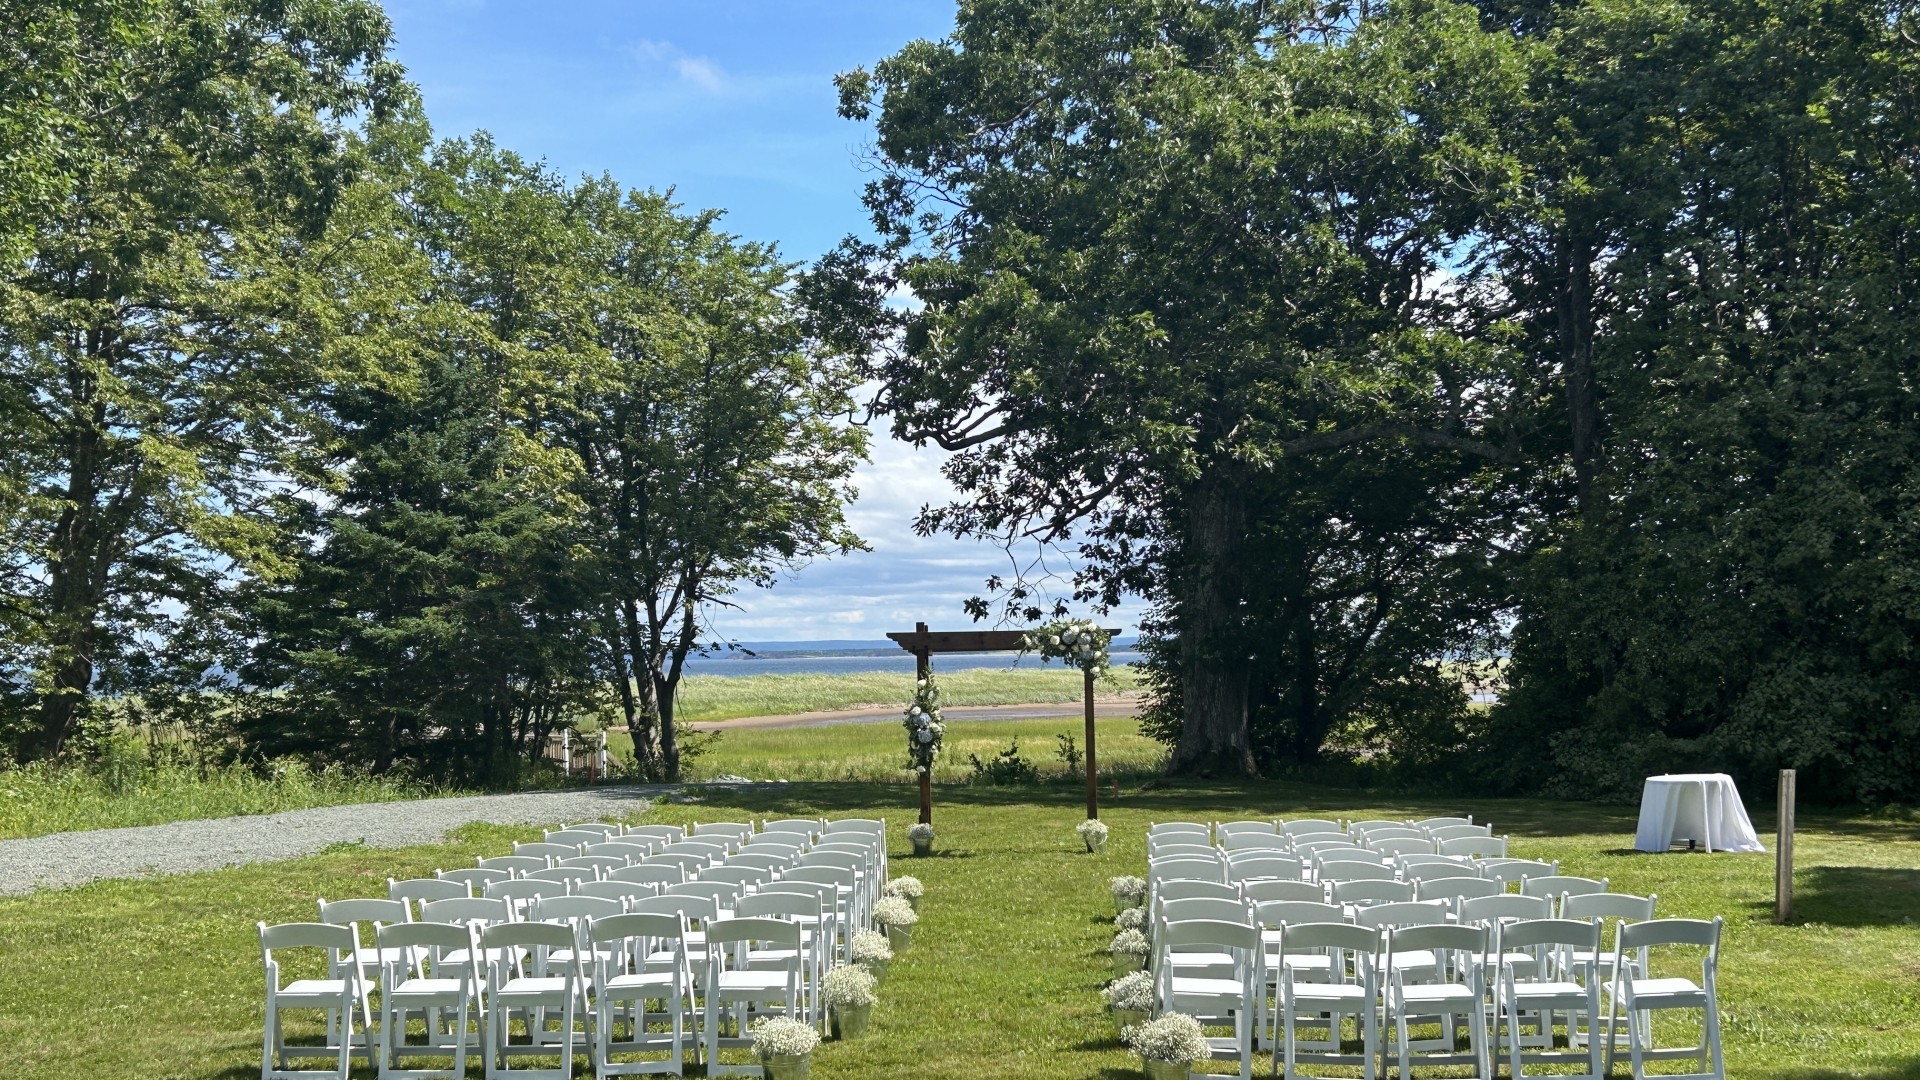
<box><xmin>674</xmin><ymin>56</ymin><xmax>726</xmax><ymax>92</ymax></box>
<box><xmin>628</xmin><ymin>38</ymin><xmax>727</xmax><ymax>92</ymax></box>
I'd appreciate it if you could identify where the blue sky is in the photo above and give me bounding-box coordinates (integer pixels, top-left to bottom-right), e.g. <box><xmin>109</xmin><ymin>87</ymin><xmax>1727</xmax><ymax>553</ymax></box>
<box><xmin>382</xmin><ymin>0</ymin><xmax>1144</xmax><ymax>641</ymax></box>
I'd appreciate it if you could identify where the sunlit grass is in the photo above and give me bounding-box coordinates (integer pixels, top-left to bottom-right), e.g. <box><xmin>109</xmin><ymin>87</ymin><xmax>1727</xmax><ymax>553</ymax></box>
<box><xmin>0</xmin><ymin>781</ymin><xmax>1914</xmax><ymax>1078</ymax></box>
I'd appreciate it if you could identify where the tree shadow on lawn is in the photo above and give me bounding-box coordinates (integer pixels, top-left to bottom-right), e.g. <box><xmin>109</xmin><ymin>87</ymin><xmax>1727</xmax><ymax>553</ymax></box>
<box><xmin>1752</xmin><ymin>864</ymin><xmax>1920</xmax><ymax>928</ymax></box>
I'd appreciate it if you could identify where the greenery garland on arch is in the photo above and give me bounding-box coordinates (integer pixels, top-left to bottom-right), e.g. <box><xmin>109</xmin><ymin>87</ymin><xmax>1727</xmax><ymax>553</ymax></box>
<box><xmin>903</xmin><ymin>669</ymin><xmax>946</xmax><ymax>775</ymax></box>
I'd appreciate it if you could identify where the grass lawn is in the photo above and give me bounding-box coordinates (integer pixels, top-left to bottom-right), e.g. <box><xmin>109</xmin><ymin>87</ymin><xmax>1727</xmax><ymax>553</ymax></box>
<box><xmin>672</xmin><ymin>665</ymin><xmax>1141</xmax><ymax>724</ymax></box>
<box><xmin>2</xmin><ymin>776</ymin><xmax>1916</xmax><ymax>1078</ymax></box>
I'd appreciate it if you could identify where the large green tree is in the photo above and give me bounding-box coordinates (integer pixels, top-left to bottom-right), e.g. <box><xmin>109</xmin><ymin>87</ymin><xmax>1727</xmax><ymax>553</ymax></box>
<box><xmin>820</xmin><ymin>0</ymin><xmax>1528</xmax><ymax>773</ymax></box>
<box><xmin>0</xmin><ymin>0</ymin><xmax>400</xmax><ymax>760</ymax></box>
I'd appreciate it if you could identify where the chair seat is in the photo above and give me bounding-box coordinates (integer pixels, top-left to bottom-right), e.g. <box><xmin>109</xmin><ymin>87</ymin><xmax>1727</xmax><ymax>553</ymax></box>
<box><xmin>1399</xmin><ymin>983</ymin><xmax>1478</xmax><ymax>1008</ymax></box>
<box><xmin>1388</xmin><ymin>949</ymin><xmax>1438</xmax><ymax>970</ymax></box>
<box><xmin>713</xmin><ymin>971</ymin><xmax>795</xmax><ymax>998</ymax></box>
<box><xmin>1169</xmin><ymin>975</ymin><xmax>1248</xmax><ymax>1002</ymax></box>
<box><xmin>1614</xmin><ymin>977</ymin><xmax>1706</xmax><ymax>1007</ymax></box>
<box><xmin>277</xmin><ymin>979</ymin><xmax>352</xmax><ymax>1006</ymax></box>
<box><xmin>388</xmin><ymin>977</ymin><xmax>467</xmax><ymax>1004</ymax></box>
<box><xmin>1503</xmin><ymin>981</ymin><xmax>1590</xmax><ymax>1009</ymax></box>
<box><xmin>1288</xmin><ymin>983</ymin><xmax>1372</xmax><ymax>1008</ymax></box>
<box><xmin>496</xmin><ymin>976</ymin><xmax>571</xmax><ymax>1003</ymax></box>
<box><xmin>604</xmin><ymin>971</ymin><xmax>678</xmax><ymax>998</ymax></box>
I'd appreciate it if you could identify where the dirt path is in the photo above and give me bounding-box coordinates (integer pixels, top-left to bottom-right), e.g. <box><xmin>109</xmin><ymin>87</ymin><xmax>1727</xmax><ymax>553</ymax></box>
<box><xmin>684</xmin><ymin>696</ymin><xmax>1143</xmax><ymax>731</ymax></box>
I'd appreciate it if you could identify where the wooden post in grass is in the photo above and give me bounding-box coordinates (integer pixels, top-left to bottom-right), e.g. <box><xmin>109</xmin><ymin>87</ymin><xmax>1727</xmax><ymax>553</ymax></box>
<box><xmin>1776</xmin><ymin>768</ymin><xmax>1796</xmax><ymax>923</ymax></box>
<box><xmin>1084</xmin><ymin>666</ymin><xmax>1099</xmax><ymax>820</ymax></box>
<box><xmin>914</xmin><ymin>625</ymin><xmax>933</xmax><ymax>826</ymax></box>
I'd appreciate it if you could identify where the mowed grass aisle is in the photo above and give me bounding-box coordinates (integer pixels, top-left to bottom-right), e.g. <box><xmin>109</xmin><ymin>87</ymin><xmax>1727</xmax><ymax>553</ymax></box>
<box><xmin>0</xmin><ymin>781</ymin><xmax>1915</xmax><ymax>1078</ymax></box>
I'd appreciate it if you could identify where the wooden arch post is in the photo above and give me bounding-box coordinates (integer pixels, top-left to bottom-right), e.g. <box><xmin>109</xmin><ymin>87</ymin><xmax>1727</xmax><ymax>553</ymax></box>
<box><xmin>886</xmin><ymin>622</ymin><xmax>1121</xmax><ymax>825</ymax></box>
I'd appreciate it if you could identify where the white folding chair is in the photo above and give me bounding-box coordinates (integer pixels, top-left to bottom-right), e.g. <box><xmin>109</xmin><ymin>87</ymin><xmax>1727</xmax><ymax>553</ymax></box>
<box><xmin>528</xmin><ymin>866</ymin><xmax>600</xmax><ymax>890</ymax></box>
<box><xmin>1157</xmin><ymin>896</ymin><xmax>1254</xmax><ymax>983</ymax></box>
<box><xmin>390</xmin><ymin>877</ymin><xmax>470</xmax><ymax>919</ymax></box>
<box><xmin>546</xmin><ymin>830</ymin><xmax>612</xmax><ymax>849</ymax></box>
<box><xmin>1154</xmin><ymin>919</ymin><xmax>1261</xmax><ymax>1080</ymax></box>
<box><xmin>1149</xmin><ymin>820</ymin><xmax>1212</xmax><ymax>840</ymax></box>
<box><xmin>376</xmin><ymin>921</ymin><xmax>481</xmax><ymax>1080</ymax></box>
<box><xmin>1282</xmin><ymin>819</ymin><xmax>1343</xmax><ymax>838</ymax></box>
<box><xmin>481</xmin><ymin>856</ymin><xmax>554</xmax><ymax>878</ymax></box>
<box><xmin>1438</xmin><ymin>836</ymin><xmax>1508</xmax><ymax>859</ymax></box>
<box><xmin>316</xmin><ymin>897</ymin><xmax>413</xmax><ymax>1033</ymax></box>
<box><xmin>479</xmin><ymin>921</ymin><xmax>587</xmax><ymax>1079</ymax></box>
<box><xmin>587</xmin><ymin>912</ymin><xmax>692</xmax><ymax>1077</ymax></box>
<box><xmin>1481</xmin><ymin>859</ymin><xmax>1560</xmax><ymax>890</ymax></box>
<box><xmin>1520</xmin><ymin>875</ymin><xmax>1610</xmax><ymax>913</ymax></box>
<box><xmin>702</xmin><ymin>917</ymin><xmax>806</xmax><ymax>1075</ymax></box>
<box><xmin>1228</xmin><ymin>855</ymin><xmax>1305</xmax><ymax>884</ymax></box>
<box><xmin>1383</xmin><ymin>923</ymin><xmax>1492</xmax><ymax>1079</ymax></box>
<box><xmin>1427</xmin><ymin>823</ymin><xmax>1493</xmax><ymax>843</ymax></box>
<box><xmin>1243</xmin><ymin>879</ymin><xmax>1325</xmax><ymax>904</ymax></box>
<box><xmin>560</xmin><ymin>823</ymin><xmax>623</xmax><ymax>839</ymax></box>
<box><xmin>1416</xmin><ymin>875</ymin><xmax>1504</xmax><ymax>905</ymax></box>
<box><xmin>1372</xmin><ymin>837</ymin><xmax>1437</xmax><ymax>859</ymax></box>
<box><xmin>1416</xmin><ymin>816</ymin><xmax>1475</xmax><ymax>830</ymax></box>
<box><xmin>1402</xmin><ymin>859</ymin><xmax>1479</xmax><ymax>882</ymax></box>
<box><xmin>1215</xmin><ymin>819</ymin><xmax>1279</xmax><ymax>838</ymax></box>
<box><xmin>1275</xmin><ymin>922</ymin><xmax>1381</xmax><ymax>1080</ymax></box>
<box><xmin>1494</xmin><ymin>918</ymin><xmax>1604</xmax><ymax>1079</ymax></box>
<box><xmin>1330</xmin><ymin>879</ymin><xmax>1415</xmax><ymax>907</ymax></box>
<box><xmin>516</xmin><ymin>843</ymin><xmax>584</xmax><ymax>862</ymax></box>
<box><xmin>575</xmin><ymin>880</ymin><xmax>659</xmax><ymax>906</ymax></box>
<box><xmin>759</xmin><ymin>817</ymin><xmax>825</xmax><ymax>838</ymax></box>
<box><xmin>621</xmin><ymin>825</ymin><xmax>686</xmax><ymax>844</ymax></box>
<box><xmin>1604</xmin><ymin>917</ymin><xmax>1724</xmax><ymax>1080</ymax></box>
<box><xmin>438</xmin><ymin>868</ymin><xmax>511</xmax><ymax>896</ymax></box>
<box><xmin>735</xmin><ymin>890</ymin><xmax>831</xmax><ymax>1032</ymax></box>
<box><xmin>260</xmin><ymin>922</ymin><xmax>370</xmax><ymax>1079</ymax></box>
<box><xmin>610</xmin><ymin>864</ymin><xmax>684</xmax><ymax>889</ymax></box>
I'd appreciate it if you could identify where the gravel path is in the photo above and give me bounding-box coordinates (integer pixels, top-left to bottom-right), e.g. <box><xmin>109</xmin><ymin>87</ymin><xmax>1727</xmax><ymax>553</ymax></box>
<box><xmin>0</xmin><ymin>785</ymin><xmax>677</xmax><ymax>896</ymax></box>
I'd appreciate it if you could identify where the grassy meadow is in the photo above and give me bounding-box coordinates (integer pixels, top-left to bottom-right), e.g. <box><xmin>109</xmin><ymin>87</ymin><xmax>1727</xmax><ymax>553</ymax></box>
<box><xmin>1</xmin><ymin>773</ymin><xmax>1916</xmax><ymax>1078</ymax></box>
<box><xmin>671</xmin><ymin>665</ymin><xmax>1141</xmax><ymax>724</ymax></box>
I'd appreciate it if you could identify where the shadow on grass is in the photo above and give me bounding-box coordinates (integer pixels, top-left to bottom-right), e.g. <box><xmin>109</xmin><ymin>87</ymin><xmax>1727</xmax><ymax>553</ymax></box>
<box><xmin>1764</xmin><ymin>865</ymin><xmax>1920</xmax><ymax>928</ymax></box>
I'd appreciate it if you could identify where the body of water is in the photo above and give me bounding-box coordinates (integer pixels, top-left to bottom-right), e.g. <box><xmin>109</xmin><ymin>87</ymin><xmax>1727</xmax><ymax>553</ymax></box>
<box><xmin>680</xmin><ymin>649</ymin><xmax>1146</xmax><ymax>678</ymax></box>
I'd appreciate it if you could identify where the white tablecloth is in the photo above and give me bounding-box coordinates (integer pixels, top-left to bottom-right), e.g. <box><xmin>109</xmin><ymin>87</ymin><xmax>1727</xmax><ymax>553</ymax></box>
<box><xmin>1633</xmin><ymin>773</ymin><xmax>1764</xmax><ymax>853</ymax></box>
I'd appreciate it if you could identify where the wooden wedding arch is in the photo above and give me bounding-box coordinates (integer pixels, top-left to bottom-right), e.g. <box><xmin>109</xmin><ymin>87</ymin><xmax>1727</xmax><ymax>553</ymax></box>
<box><xmin>885</xmin><ymin>621</ymin><xmax>1120</xmax><ymax>825</ymax></box>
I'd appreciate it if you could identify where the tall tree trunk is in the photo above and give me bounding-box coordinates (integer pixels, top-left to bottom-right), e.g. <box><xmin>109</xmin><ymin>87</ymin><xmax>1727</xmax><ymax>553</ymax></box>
<box><xmin>656</xmin><ymin>587</ymin><xmax>699</xmax><ymax>784</ymax></box>
<box><xmin>1557</xmin><ymin>232</ymin><xmax>1600</xmax><ymax>514</ymax></box>
<box><xmin>619</xmin><ymin>598</ymin><xmax>661</xmax><ymax>774</ymax></box>
<box><xmin>34</xmin><ymin>405</ymin><xmax>107</xmax><ymax>761</ymax></box>
<box><xmin>1288</xmin><ymin>601</ymin><xmax>1326</xmax><ymax>766</ymax></box>
<box><xmin>1169</xmin><ymin>475</ymin><xmax>1256</xmax><ymax>776</ymax></box>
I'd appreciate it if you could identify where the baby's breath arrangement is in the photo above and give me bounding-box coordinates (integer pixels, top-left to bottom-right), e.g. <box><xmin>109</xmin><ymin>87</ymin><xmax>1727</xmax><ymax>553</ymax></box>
<box><xmin>1110</xmin><ymin>875</ymin><xmax>1148</xmax><ymax>905</ymax></box>
<box><xmin>850</xmin><ymin>929</ymin><xmax>894</xmax><ymax>964</ymax></box>
<box><xmin>1102</xmin><ymin>970</ymin><xmax>1156</xmax><ymax>1012</ymax></box>
<box><xmin>821</xmin><ymin>964</ymin><xmax>879</xmax><ymax>1008</ymax></box>
<box><xmin>903</xmin><ymin>672</ymin><xmax>946</xmax><ymax>775</ymax></box>
<box><xmin>1124</xmin><ymin>1013</ymin><xmax>1210</xmax><ymax>1064</ymax></box>
<box><xmin>1021</xmin><ymin>618</ymin><xmax>1112</xmax><ymax>675</ymax></box>
<box><xmin>750</xmin><ymin>1015</ymin><xmax>820</xmax><ymax>1059</ymax></box>
<box><xmin>1077</xmin><ymin>818</ymin><xmax>1110</xmax><ymax>852</ymax></box>
<box><xmin>1115</xmin><ymin>905</ymin><xmax>1148</xmax><ymax>932</ymax></box>
<box><xmin>1109</xmin><ymin>927</ymin><xmax>1150</xmax><ymax>957</ymax></box>
<box><xmin>907</xmin><ymin>822</ymin><xmax>935</xmax><ymax>843</ymax></box>
<box><xmin>884</xmin><ymin>875</ymin><xmax>924</xmax><ymax>899</ymax></box>
<box><xmin>873</xmin><ymin>895</ymin><xmax>919</xmax><ymax>926</ymax></box>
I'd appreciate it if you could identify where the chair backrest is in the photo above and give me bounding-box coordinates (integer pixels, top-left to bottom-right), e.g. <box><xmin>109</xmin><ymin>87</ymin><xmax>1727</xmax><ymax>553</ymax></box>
<box><xmin>1254</xmin><ymin>900</ymin><xmax>1348</xmax><ymax>927</ymax></box>
<box><xmin>1415</xmin><ymin>876</ymin><xmax>1503</xmax><ymax>903</ymax></box>
<box><xmin>486</xmin><ymin>878</ymin><xmax>568</xmax><ymax>904</ymax></box>
<box><xmin>1519</xmin><ymin>875</ymin><xmax>1609</xmax><ymax>904</ymax></box>
<box><xmin>259</xmin><ymin>921</ymin><xmax>358</xmax><ymax>979</ymax></box>
<box><xmin>1459</xmin><ymin>893</ymin><xmax>1553</xmax><ymax>926</ymax></box>
<box><xmin>530</xmin><ymin>894</ymin><xmax>624</xmax><ymax>926</ymax></box>
<box><xmin>575</xmin><ymin>880</ymin><xmax>660</xmax><ymax>904</ymax></box>
<box><xmin>692</xmin><ymin>821</ymin><xmax>754</xmax><ymax>840</ymax></box>
<box><xmin>1355</xmin><ymin>899</ymin><xmax>1450</xmax><ymax>929</ymax></box>
<box><xmin>1560</xmin><ymin>891</ymin><xmax>1657</xmax><ymax>923</ymax></box>
<box><xmin>1282</xmin><ymin>819</ymin><xmax>1342</xmax><ymax>837</ymax></box>
<box><xmin>479</xmin><ymin>919</ymin><xmax>578</xmax><ymax>954</ymax></box>
<box><xmin>1438</xmin><ymin>835</ymin><xmax>1508</xmax><ymax>858</ymax></box>
<box><xmin>546</xmin><ymin>829</ymin><xmax>610</xmax><ymax>848</ymax></box>
<box><xmin>760</xmin><ymin>817</ymin><xmax>824</xmax><ymax>836</ymax></box>
<box><xmin>436</xmin><ymin>867</ymin><xmax>510</xmax><ymax>893</ymax></box>
<box><xmin>376</xmin><ymin>919</ymin><xmax>474</xmax><ymax>958</ymax></box>
<box><xmin>746</xmin><ymin>833</ymin><xmax>810</xmax><ymax>852</ymax></box>
<box><xmin>582</xmin><ymin>842</ymin><xmax>647</xmax><ymax>862</ymax></box>
<box><xmin>667</xmin><ymin>840</ymin><xmax>733</xmax><ymax>860</ymax></box>
<box><xmin>1146</xmin><ymin>842</ymin><xmax>1217</xmax><ymax>860</ymax></box>
<box><xmin>389</xmin><ymin>877</ymin><xmax>468</xmax><ymax>907</ymax></box>
<box><xmin>317</xmin><ymin>897</ymin><xmax>410</xmax><ymax>949</ymax></box>
<box><xmin>1318</xmin><ymin>860</ymin><xmax>1396</xmax><ymax>883</ymax></box>
<box><xmin>1372</xmin><ymin>837</ymin><xmax>1437</xmax><ymax>858</ymax></box>
<box><xmin>1387</xmin><ymin>922</ymin><xmax>1488</xmax><ymax>978</ymax></box>
<box><xmin>1228</xmin><ymin>856</ymin><xmax>1305</xmax><ymax>883</ymax></box>
<box><xmin>420</xmin><ymin>896</ymin><xmax>514</xmax><ymax>926</ymax></box>
<box><xmin>585</xmin><ymin>911</ymin><xmax>683</xmax><ymax>949</ymax></box>
<box><xmin>478</xmin><ymin>855</ymin><xmax>551</xmax><ymax>876</ymax></box>
<box><xmin>725</xmin><ymin>852</ymin><xmax>791</xmax><ymax>872</ymax></box>
<box><xmin>1496</xmin><ymin>916</ymin><xmax>1600</xmax><ymax>956</ymax></box>
<box><xmin>623</xmin><ymin>824</ymin><xmax>687</xmax><ymax>843</ymax></box>
<box><xmin>1155</xmin><ymin>879</ymin><xmax>1241</xmax><ymax>904</ymax></box>
<box><xmin>1348</xmin><ymin>819</ymin><xmax>1406</xmax><ymax>835</ymax></box>
<box><xmin>632</xmin><ymin>892</ymin><xmax>720</xmax><ymax>925</ymax></box>
<box><xmin>1273</xmin><ymin>921</ymin><xmax>1381</xmax><ymax>960</ymax></box>
<box><xmin>611</xmin><ymin>863</ymin><xmax>684</xmax><ymax>887</ymax></box>
<box><xmin>798</xmin><ymin>850</ymin><xmax>863</xmax><ymax>872</ymax></box>
<box><xmin>1415</xmin><ymin>816</ymin><xmax>1474</xmax><ymax>829</ymax></box>
<box><xmin>1149</xmin><ymin>857</ymin><xmax>1226</xmax><ymax>884</ymax></box>
<box><xmin>1221</xmin><ymin>833</ymin><xmax>1290</xmax><ymax>852</ymax></box>
<box><xmin>1214</xmin><ymin>820</ymin><xmax>1279</xmax><ymax>837</ymax></box>
<box><xmin>1148</xmin><ymin>821</ymin><xmax>1210</xmax><ymax>839</ymax></box>
<box><xmin>1159</xmin><ymin>896</ymin><xmax>1254</xmax><ymax>927</ymax></box>
<box><xmin>781</xmin><ymin>864</ymin><xmax>853</xmax><ymax>888</ymax></box>
<box><xmin>1426</xmin><ymin>823</ymin><xmax>1492</xmax><ymax>842</ymax></box>
<box><xmin>701</xmin><ymin>865</ymin><xmax>773</xmax><ymax>888</ymax></box>
<box><xmin>1330</xmin><ymin>879</ymin><xmax>1416</xmax><ymax>906</ymax></box>
<box><xmin>822</xmin><ymin>817</ymin><xmax>885</xmax><ymax>835</ymax></box>
<box><xmin>562</xmin><ymin>855</ymin><xmax>629</xmax><ymax>875</ymax></box>
<box><xmin>1403</xmin><ymin>860</ymin><xmax>1480</xmax><ymax>882</ymax></box>
<box><xmin>1160</xmin><ymin>917</ymin><xmax>1261</xmax><ymax>954</ymax></box>
<box><xmin>514</xmin><ymin>842</ymin><xmax>583</xmax><ymax>860</ymax></box>
<box><xmin>648</xmin><ymin>852</ymin><xmax>714</xmax><ymax>874</ymax></box>
<box><xmin>667</xmin><ymin>880</ymin><xmax>743</xmax><ymax>908</ymax></box>
<box><xmin>735</xmin><ymin>890</ymin><xmax>824</xmax><ymax>921</ymax></box>
<box><xmin>1291</xmin><ymin>832</ymin><xmax>1351</xmax><ymax>849</ymax></box>
<box><xmin>1243</xmin><ymin>879</ymin><xmax>1326</xmax><ymax>903</ymax></box>
<box><xmin>706</xmin><ymin>915</ymin><xmax>803</xmax><ymax>948</ymax></box>
<box><xmin>758</xmin><ymin>880</ymin><xmax>837</xmax><ymax>910</ymax></box>
<box><xmin>1480</xmin><ymin>858</ymin><xmax>1558</xmax><ymax>887</ymax></box>
<box><xmin>527</xmin><ymin>865</ymin><xmax>598</xmax><ymax>886</ymax></box>
<box><xmin>1617</xmin><ymin>915</ymin><xmax>1721</xmax><ymax>952</ymax></box>
<box><xmin>562</xmin><ymin>822</ymin><xmax>622</xmax><ymax>837</ymax></box>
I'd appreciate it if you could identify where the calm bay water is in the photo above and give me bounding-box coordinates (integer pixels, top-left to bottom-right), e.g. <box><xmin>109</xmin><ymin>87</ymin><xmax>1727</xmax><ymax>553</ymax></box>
<box><xmin>680</xmin><ymin>649</ymin><xmax>1146</xmax><ymax>679</ymax></box>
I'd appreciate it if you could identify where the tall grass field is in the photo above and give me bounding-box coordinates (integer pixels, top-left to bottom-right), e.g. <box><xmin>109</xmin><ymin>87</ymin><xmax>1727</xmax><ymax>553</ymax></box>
<box><xmin>672</xmin><ymin>664</ymin><xmax>1141</xmax><ymax>723</ymax></box>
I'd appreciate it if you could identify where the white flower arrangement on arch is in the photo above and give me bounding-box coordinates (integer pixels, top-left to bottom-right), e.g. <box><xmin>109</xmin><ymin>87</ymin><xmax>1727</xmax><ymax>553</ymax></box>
<box><xmin>903</xmin><ymin>671</ymin><xmax>947</xmax><ymax>775</ymax></box>
<box><xmin>1124</xmin><ymin>1013</ymin><xmax>1210</xmax><ymax>1064</ymax></box>
<box><xmin>1020</xmin><ymin>617</ymin><xmax>1113</xmax><ymax>676</ymax></box>
<box><xmin>750</xmin><ymin>1014</ymin><xmax>821</xmax><ymax>1059</ymax></box>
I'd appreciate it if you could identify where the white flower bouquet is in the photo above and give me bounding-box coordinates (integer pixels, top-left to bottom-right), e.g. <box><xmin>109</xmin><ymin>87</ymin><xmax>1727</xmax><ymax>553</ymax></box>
<box><xmin>822</xmin><ymin>964</ymin><xmax>879</xmax><ymax>1008</ymax></box>
<box><xmin>1102</xmin><ymin>970</ymin><xmax>1156</xmax><ymax>1012</ymax></box>
<box><xmin>1020</xmin><ymin>617</ymin><xmax>1114</xmax><ymax>675</ymax></box>
<box><xmin>1124</xmin><ymin>1013</ymin><xmax>1210</xmax><ymax>1065</ymax></box>
<box><xmin>1109</xmin><ymin>927</ymin><xmax>1150</xmax><ymax>957</ymax></box>
<box><xmin>1110</xmin><ymin>874</ymin><xmax>1148</xmax><ymax>907</ymax></box>
<box><xmin>750</xmin><ymin>1014</ymin><xmax>820</xmax><ymax>1060</ymax></box>
<box><xmin>1077</xmin><ymin>818</ymin><xmax>1110</xmax><ymax>852</ymax></box>
<box><xmin>850</xmin><ymin>928</ymin><xmax>894</xmax><ymax>965</ymax></box>
<box><xmin>1115</xmin><ymin>905</ymin><xmax>1148</xmax><ymax>932</ymax></box>
<box><xmin>884</xmin><ymin>874</ymin><xmax>924</xmax><ymax>900</ymax></box>
<box><xmin>873</xmin><ymin>895</ymin><xmax>919</xmax><ymax>927</ymax></box>
<box><xmin>906</xmin><ymin>822</ymin><xmax>935</xmax><ymax>855</ymax></box>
